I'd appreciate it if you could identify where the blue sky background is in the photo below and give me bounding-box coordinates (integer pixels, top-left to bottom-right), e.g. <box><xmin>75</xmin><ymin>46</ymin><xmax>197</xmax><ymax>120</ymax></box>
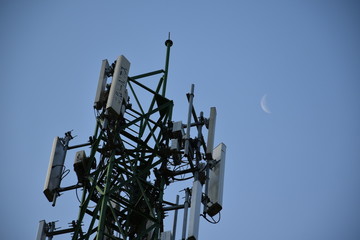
<box><xmin>1</xmin><ymin>1</ymin><xmax>360</xmax><ymax>239</ymax></box>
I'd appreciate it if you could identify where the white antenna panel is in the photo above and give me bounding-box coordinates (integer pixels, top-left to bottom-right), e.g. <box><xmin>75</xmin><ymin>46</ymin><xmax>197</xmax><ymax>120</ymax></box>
<box><xmin>205</xmin><ymin>107</ymin><xmax>216</xmax><ymax>159</ymax></box>
<box><xmin>187</xmin><ymin>180</ymin><xmax>202</xmax><ymax>240</ymax></box>
<box><xmin>36</xmin><ymin>220</ymin><xmax>47</xmax><ymax>240</ymax></box>
<box><xmin>206</xmin><ymin>143</ymin><xmax>226</xmax><ymax>217</ymax></box>
<box><xmin>120</xmin><ymin>88</ymin><xmax>128</xmax><ymax>116</ymax></box>
<box><xmin>106</xmin><ymin>55</ymin><xmax>131</xmax><ymax>116</ymax></box>
<box><xmin>94</xmin><ymin>59</ymin><xmax>110</xmax><ymax>110</ymax></box>
<box><xmin>43</xmin><ymin>137</ymin><xmax>67</xmax><ymax>202</ymax></box>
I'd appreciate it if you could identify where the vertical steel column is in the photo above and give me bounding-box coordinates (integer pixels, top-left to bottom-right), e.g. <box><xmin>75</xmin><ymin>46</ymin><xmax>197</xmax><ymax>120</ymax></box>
<box><xmin>181</xmin><ymin>189</ymin><xmax>190</xmax><ymax>240</ymax></box>
<box><xmin>172</xmin><ymin>195</ymin><xmax>180</xmax><ymax>240</ymax></box>
<box><xmin>72</xmin><ymin>124</ymin><xmax>104</xmax><ymax>240</ymax></box>
<box><xmin>96</xmin><ymin>152</ymin><xmax>116</xmax><ymax>240</ymax></box>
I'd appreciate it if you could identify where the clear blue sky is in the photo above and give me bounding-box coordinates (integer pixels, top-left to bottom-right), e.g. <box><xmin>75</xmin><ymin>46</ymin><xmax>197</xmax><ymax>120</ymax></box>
<box><xmin>1</xmin><ymin>1</ymin><xmax>360</xmax><ymax>239</ymax></box>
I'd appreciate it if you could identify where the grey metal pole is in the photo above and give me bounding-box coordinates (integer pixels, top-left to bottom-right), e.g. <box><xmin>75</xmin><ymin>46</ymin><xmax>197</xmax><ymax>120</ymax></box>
<box><xmin>184</xmin><ymin>84</ymin><xmax>195</xmax><ymax>157</ymax></box>
<box><xmin>182</xmin><ymin>189</ymin><xmax>190</xmax><ymax>240</ymax></box>
<box><xmin>172</xmin><ymin>195</ymin><xmax>180</xmax><ymax>240</ymax></box>
<box><xmin>162</xmin><ymin>33</ymin><xmax>173</xmax><ymax>97</ymax></box>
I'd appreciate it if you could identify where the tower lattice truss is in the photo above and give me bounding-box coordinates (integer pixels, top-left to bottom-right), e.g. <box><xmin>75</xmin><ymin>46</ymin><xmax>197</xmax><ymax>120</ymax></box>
<box><xmin>38</xmin><ymin>39</ymin><xmax>226</xmax><ymax>240</ymax></box>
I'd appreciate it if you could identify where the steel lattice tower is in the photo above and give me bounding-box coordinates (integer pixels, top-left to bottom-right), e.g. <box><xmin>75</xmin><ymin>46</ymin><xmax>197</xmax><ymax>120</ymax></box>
<box><xmin>38</xmin><ymin>37</ymin><xmax>226</xmax><ymax>240</ymax></box>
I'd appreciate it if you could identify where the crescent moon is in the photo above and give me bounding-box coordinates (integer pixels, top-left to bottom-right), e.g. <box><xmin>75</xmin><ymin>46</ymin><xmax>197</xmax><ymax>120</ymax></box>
<box><xmin>260</xmin><ymin>94</ymin><xmax>271</xmax><ymax>114</ymax></box>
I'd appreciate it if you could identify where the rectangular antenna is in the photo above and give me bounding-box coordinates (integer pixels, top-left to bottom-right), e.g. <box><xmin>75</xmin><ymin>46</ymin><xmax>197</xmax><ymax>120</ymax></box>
<box><xmin>121</xmin><ymin>88</ymin><xmax>129</xmax><ymax>116</ymax></box>
<box><xmin>94</xmin><ymin>59</ymin><xmax>110</xmax><ymax>110</ymax></box>
<box><xmin>187</xmin><ymin>180</ymin><xmax>202</xmax><ymax>240</ymax></box>
<box><xmin>43</xmin><ymin>137</ymin><xmax>68</xmax><ymax>202</ymax></box>
<box><xmin>206</xmin><ymin>107</ymin><xmax>217</xmax><ymax>159</ymax></box>
<box><xmin>206</xmin><ymin>143</ymin><xmax>226</xmax><ymax>217</ymax></box>
<box><xmin>36</xmin><ymin>220</ymin><xmax>47</xmax><ymax>240</ymax></box>
<box><xmin>106</xmin><ymin>55</ymin><xmax>131</xmax><ymax>116</ymax></box>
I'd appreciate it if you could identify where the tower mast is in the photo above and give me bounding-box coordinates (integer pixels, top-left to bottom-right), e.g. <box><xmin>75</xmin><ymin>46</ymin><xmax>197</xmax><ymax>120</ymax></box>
<box><xmin>38</xmin><ymin>37</ymin><xmax>226</xmax><ymax>240</ymax></box>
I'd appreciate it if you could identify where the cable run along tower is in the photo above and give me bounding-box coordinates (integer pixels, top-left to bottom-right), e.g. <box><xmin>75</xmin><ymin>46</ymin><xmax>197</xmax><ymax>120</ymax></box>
<box><xmin>38</xmin><ymin>37</ymin><xmax>227</xmax><ymax>240</ymax></box>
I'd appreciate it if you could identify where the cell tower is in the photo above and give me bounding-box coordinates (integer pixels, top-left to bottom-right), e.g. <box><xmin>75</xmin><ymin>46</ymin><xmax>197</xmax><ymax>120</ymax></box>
<box><xmin>37</xmin><ymin>37</ymin><xmax>226</xmax><ymax>240</ymax></box>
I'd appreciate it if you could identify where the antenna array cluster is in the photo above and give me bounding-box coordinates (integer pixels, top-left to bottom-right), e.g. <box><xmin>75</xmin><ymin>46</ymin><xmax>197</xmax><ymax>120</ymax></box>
<box><xmin>37</xmin><ymin>38</ymin><xmax>226</xmax><ymax>240</ymax></box>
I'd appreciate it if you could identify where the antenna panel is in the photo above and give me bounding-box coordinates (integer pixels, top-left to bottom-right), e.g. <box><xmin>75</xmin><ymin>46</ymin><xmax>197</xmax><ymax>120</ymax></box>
<box><xmin>106</xmin><ymin>55</ymin><xmax>131</xmax><ymax>116</ymax></box>
<box><xmin>187</xmin><ymin>180</ymin><xmax>202</xmax><ymax>240</ymax></box>
<box><xmin>43</xmin><ymin>137</ymin><xmax>67</xmax><ymax>202</ymax></box>
<box><xmin>121</xmin><ymin>88</ymin><xmax>128</xmax><ymax>116</ymax></box>
<box><xmin>205</xmin><ymin>107</ymin><xmax>216</xmax><ymax>159</ymax></box>
<box><xmin>94</xmin><ymin>59</ymin><xmax>110</xmax><ymax>110</ymax></box>
<box><xmin>206</xmin><ymin>143</ymin><xmax>226</xmax><ymax>217</ymax></box>
<box><xmin>36</xmin><ymin>220</ymin><xmax>47</xmax><ymax>240</ymax></box>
